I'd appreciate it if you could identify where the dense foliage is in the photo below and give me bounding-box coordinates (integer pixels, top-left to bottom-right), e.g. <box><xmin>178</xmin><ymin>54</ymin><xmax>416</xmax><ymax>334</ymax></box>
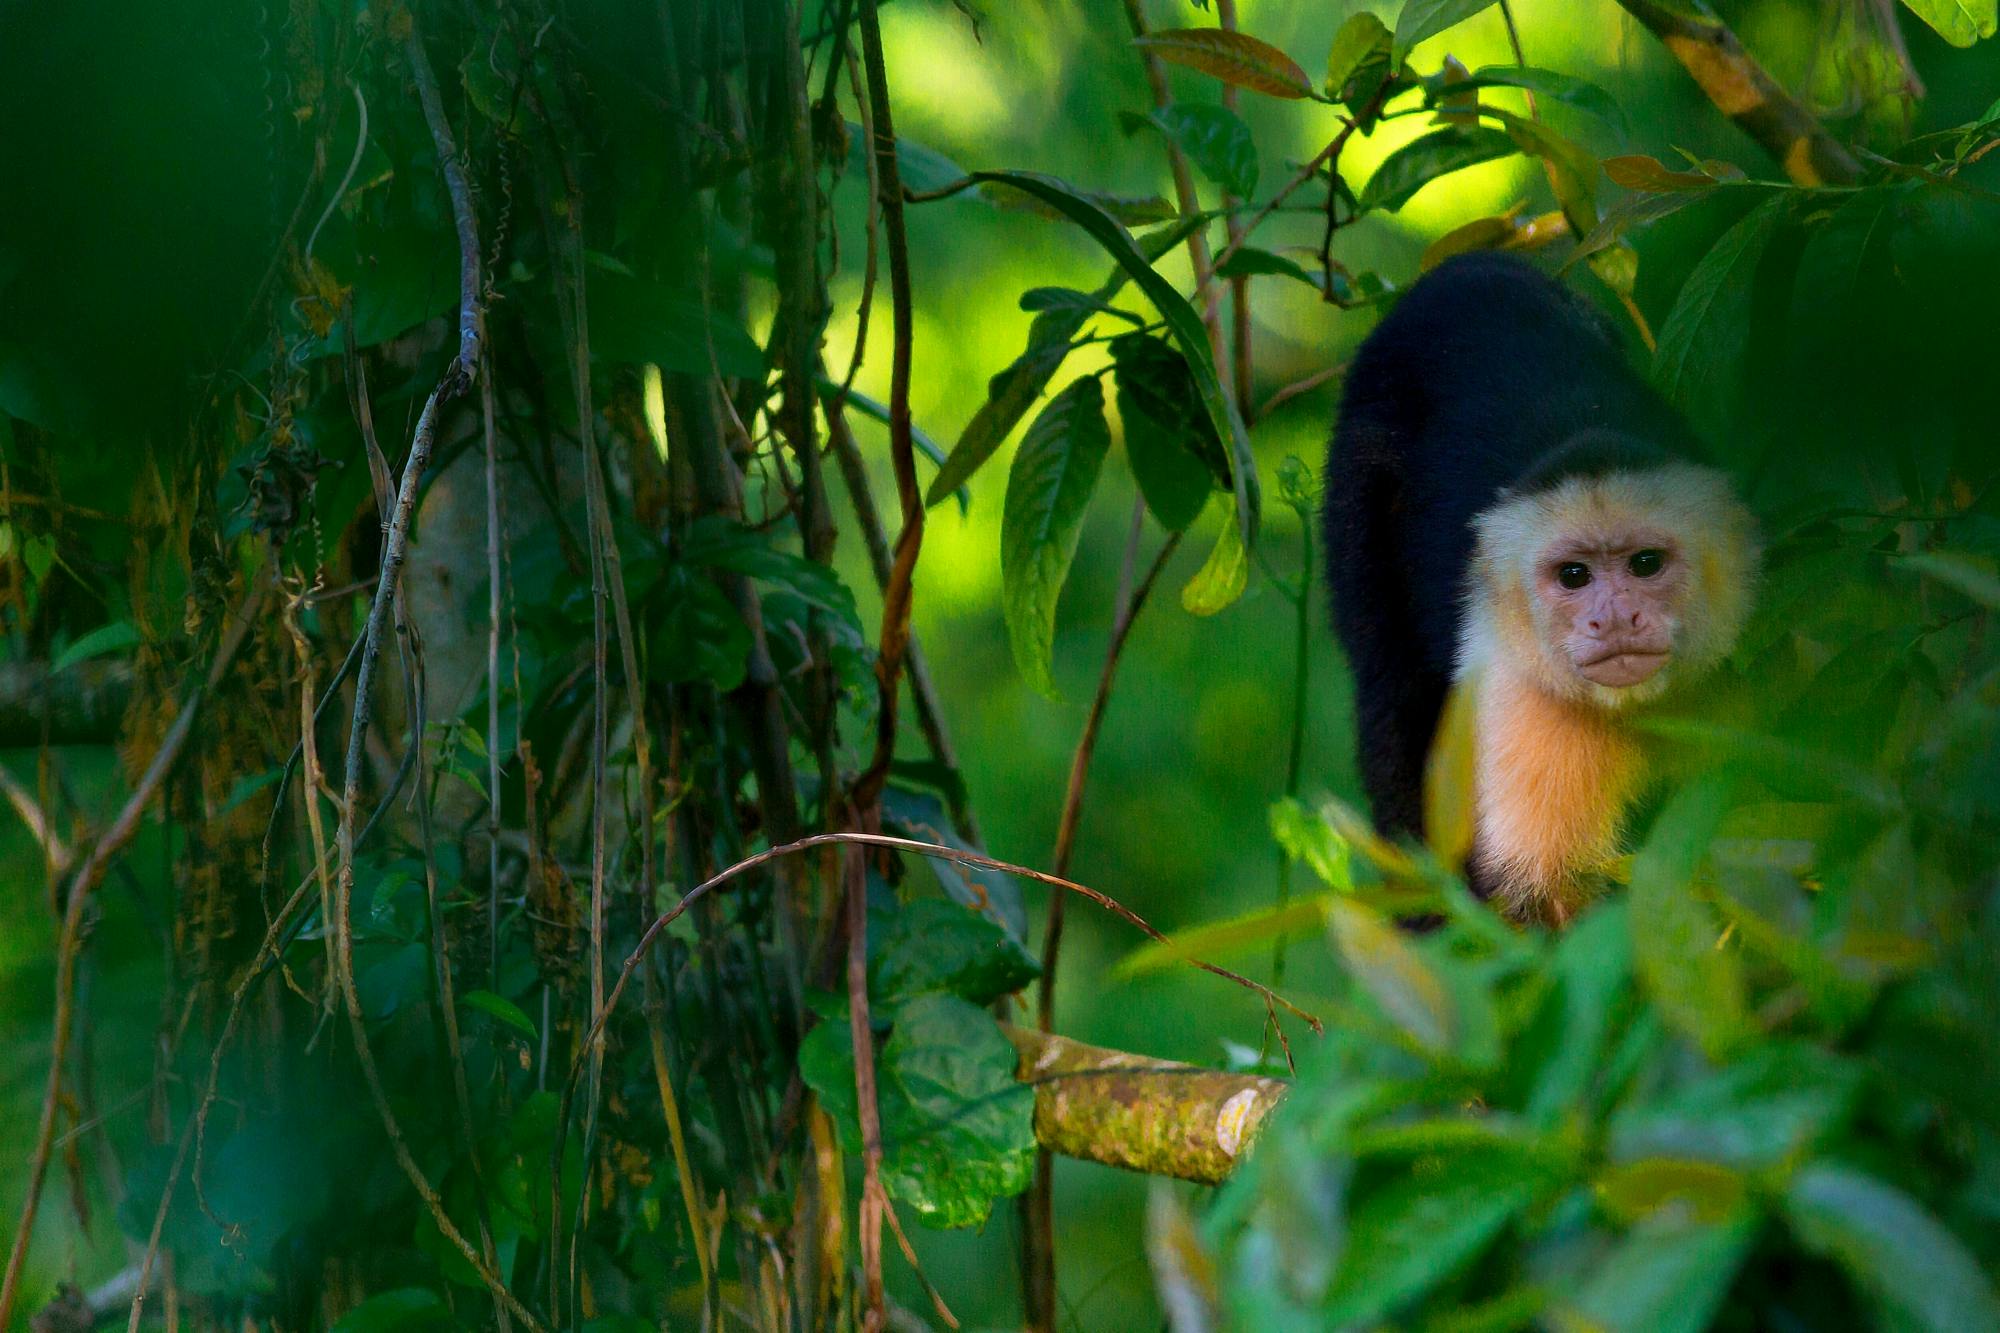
<box><xmin>0</xmin><ymin>0</ymin><xmax>1996</xmax><ymax>1330</ymax></box>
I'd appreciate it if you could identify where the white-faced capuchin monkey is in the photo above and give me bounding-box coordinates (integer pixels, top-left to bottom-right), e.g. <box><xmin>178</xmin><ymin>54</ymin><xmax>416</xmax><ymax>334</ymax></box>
<box><xmin>1323</xmin><ymin>255</ymin><xmax>1759</xmax><ymax>924</ymax></box>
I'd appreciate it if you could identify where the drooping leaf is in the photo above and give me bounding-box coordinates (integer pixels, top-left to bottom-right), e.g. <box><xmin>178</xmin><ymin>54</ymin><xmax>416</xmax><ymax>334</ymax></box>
<box><xmin>1133</xmin><ymin>104</ymin><xmax>1260</xmax><ymax>198</ymax></box>
<box><xmin>1653</xmin><ymin>195</ymin><xmax>1789</xmax><ymax>435</ymax></box>
<box><xmin>1327</xmin><ymin>897</ymin><xmax>1454</xmax><ymax>1053</ymax></box>
<box><xmin>1323</xmin><ymin>1153</ymin><xmax>1547</xmax><ymax>1325</ymax></box>
<box><xmin>1482</xmin><ymin>106</ymin><xmax>1598</xmax><ymax>232</ymax></box>
<box><xmin>1325</xmin><ymin>12</ymin><xmax>1393</xmax><ymax>98</ymax></box>
<box><xmin>968</xmin><ymin>172</ymin><xmax>1258</xmax><ymax>558</ymax></box>
<box><xmin>1112</xmin><ymin>333</ymin><xmax>1224</xmax><ymax>531</ymax></box>
<box><xmin>1898</xmin><ymin>0</ymin><xmax>1997</xmax><ymax>47</ymax></box>
<box><xmin>1594</xmin><ymin>1158</ymin><xmax>1749</xmax><ymax>1225</ymax></box>
<box><xmin>1392</xmin><ymin>0</ymin><xmax>1500</xmax><ymax>65</ymax></box>
<box><xmin>1132</xmin><ymin>28</ymin><xmax>1314</xmax><ymax>100</ymax></box>
<box><xmin>1001</xmin><ymin>376</ymin><xmax>1112</xmax><ymax>697</ymax></box>
<box><xmin>1269</xmin><ymin>797</ymin><xmax>1357</xmax><ymax>889</ymax></box>
<box><xmin>1899</xmin><ymin>550</ymin><xmax>2000</xmax><ymax>609</ymax></box>
<box><xmin>1181</xmin><ymin>495</ymin><xmax>1249</xmax><ymax>615</ymax></box>
<box><xmin>1113</xmin><ymin>893</ymin><xmax>1334</xmax><ymax>979</ymax></box>
<box><xmin>1784</xmin><ymin>1163</ymin><xmax>2000</xmax><ymax>1332</ymax></box>
<box><xmin>1627</xmin><ymin>777</ymin><xmax>1745</xmax><ymax>1059</ymax></box>
<box><xmin>1605</xmin><ymin>153</ymin><xmax>1730</xmax><ymax>192</ymax></box>
<box><xmin>870</xmin><ymin>899</ymin><xmax>1040</xmax><ymax>1007</ymax></box>
<box><xmin>1355</xmin><ymin>126</ymin><xmax>1518</xmax><ymax>215</ymax></box>
<box><xmin>1421</xmin><ymin>678</ymin><xmax>1478</xmax><ymax>872</ymax></box>
<box><xmin>1521</xmin><ymin>900</ymin><xmax>1633</xmax><ymax>1124</ymax></box>
<box><xmin>878</xmin><ymin>786</ymin><xmax>1028</xmax><ymax>940</ymax></box>
<box><xmin>1561</xmin><ymin>1213</ymin><xmax>1759</xmax><ymax>1333</ymax></box>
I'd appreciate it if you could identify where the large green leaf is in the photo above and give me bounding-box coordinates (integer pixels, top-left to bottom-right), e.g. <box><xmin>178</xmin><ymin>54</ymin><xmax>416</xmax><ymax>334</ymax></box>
<box><xmin>1520</xmin><ymin>899</ymin><xmax>1633</xmax><ymax>1124</ymax></box>
<box><xmin>842</xmin><ymin>120</ymin><xmax>973</xmax><ymax>195</ymax></box>
<box><xmin>1131</xmin><ymin>103</ymin><xmax>1260</xmax><ymax>198</ymax></box>
<box><xmin>586</xmin><ymin>273</ymin><xmax>764</xmax><ymax>378</ymax></box>
<box><xmin>1455</xmin><ymin>65</ymin><xmax>1628</xmax><ymax>132</ymax></box>
<box><xmin>1112</xmin><ymin>332</ymin><xmax>1224</xmax><ymax>531</ymax></box>
<box><xmin>1392</xmin><ymin>0</ymin><xmax>1500</xmax><ymax>64</ymax></box>
<box><xmin>1001</xmin><ymin>376</ymin><xmax>1112</xmax><ymax>697</ymax></box>
<box><xmin>1784</xmin><ymin>1163</ymin><xmax>2000</xmax><ymax>1331</ymax></box>
<box><xmin>870</xmin><ymin>899</ymin><xmax>1040</xmax><ymax>1007</ymax></box>
<box><xmin>1327</xmin><ymin>897</ymin><xmax>1454</xmax><ymax>1053</ymax></box>
<box><xmin>1325</xmin><ymin>13</ymin><xmax>1393</xmax><ymax>98</ymax></box>
<box><xmin>1652</xmin><ymin>196</ymin><xmax>1789</xmax><ymax>435</ymax></box>
<box><xmin>928</xmin><ymin>211</ymin><xmax>1211</xmax><ymax>507</ymax></box>
<box><xmin>801</xmin><ymin>994</ymin><xmax>1036</xmax><ymax>1229</ymax></box>
<box><xmin>1562</xmin><ymin>1213</ymin><xmax>1759</xmax><ymax>1333</ymax></box>
<box><xmin>1131</xmin><ymin>28</ymin><xmax>1314</xmax><ymax>100</ymax></box>
<box><xmin>1627</xmin><ymin>778</ymin><xmax>1745</xmax><ymax>1059</ymax></box>
<box><xmin>650</xmin><ymin>569</ymin><xmax>751</xmax><ymax>690</ymax></box>
<box><xmin>1322</xmin><ymin>1154</ymin><xmax>1547</xmax><ymax>1324</ymax></box>
<box><xmin>1899</xmin><ymin>0</ymin><xmax>1997</xmax><ymax>46</ymax></box>
<box><xmin>966</xmin><ymin>172</ymin><xmax>1258</xmax><ymax>557</ymax></box>
<box><xmin>1355</xmin><ymin>126</ymin><xmax>1518</xmax><ymax>214</ymax></box>
<box><xmin>1609</xmin><ymin>1043</ymin><xmax>1860</xmax><ymax>1169</ymax></box>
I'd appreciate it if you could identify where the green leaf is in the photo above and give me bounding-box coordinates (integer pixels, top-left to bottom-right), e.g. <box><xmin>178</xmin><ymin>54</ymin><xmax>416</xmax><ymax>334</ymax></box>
<box><xmin>1138</xmin><ymin>104</ymin><xmax>1260</xmax><ymax>197</ymax></box>
<box><xmin>1899</xmin><ymin>0</ymin><xmax>1997</xmax><ymax>47</ymax></box>
<box><xmin>1112</xmin><ymin>333</ymin><xmax>1224</xmax><ymax>531</ymax></box>
<box><xmin>1563</xmin><ymin>1214</ymin><xmax>1759</xmax><ymax>1333</ymax></box>
<box><xmin>928</xmin><ymin>211</ymin><xmax>1212</xmax><ymax>507</ymax></box>
<box><xmin>1213</xmin><ymin>246</ymin><xmax>1316</xmax><ymax>285</ymax></box>
<box><xmin>1899</xmin><ymin>550</ymin><xmax>2000</xmax><ymax>609</ymax></box>
<box><xmin>967</xmin><ymin>172</ymin><xmax>1258</xmax><ymax>555</ymax></box>
<box><xmin>1181</xmin><ymin>495</ymin><xmax>1249</xmax><ymax>615</ymax></box>
<box><xmin>1356</xmin><ymin>126</ymin><xmax>1518</xmax><ymax>215</ymax></box>
<box><xmin>460</xmin><ymin>989</ymin><xmax>537</xmax><ymax>1039</ymax></box>
<box><xmin>1785</xmin><ymin>1163</ymin><xmax>2000</xmax><ymax>1331</ymax></box>
<box><xmin>1392</xmin><ymin>0</ymin><xmax>1500</xmax><ymax>65</ymax></box>
<box><xmin>21</xmin><ymin>533</ymin><xmax>54</xmax><ymax>583</ymax></box>
<box><xmin>1652</xmin><ymin>196</ymin><xmax>1789</xmax><ymax>435</ymax></box>
<box><xmin>842</xmin><ymin>120</ymin><xmax>973</xmax><ymax>195</ymax></box>
<box><xmin>1269</xmin><ymin>797</ymin><xmax>1357</xmax><ymax>889</ymax></box>
<box><xmin>820</xmin><ymin>379</ymin><xmax>966</xmax><ymax>514</ymax></box>
<box><xmin>1132</xmin><ymin>28</ymin><xmax>1314</xmax><ymax>100</ymax></box>
<box><xmin>1605</xmin><ymin>153</ymin><xmax>1731</xmax><ymax>192</ymax></box>
<box><xmin>878</xmin><ymin>787</ymin><xmax>1028</xmax><ymax>940</ymax></box>
<box><xmin>1113</xmin><ymin>893</ymin><xmax>1334</xmax><ymax>979</ymax></box>
<box><xmin>1328</xmin><ymin>897</ymin><xmax>1454</xmax><ymax>1053</ymax></box>
<box><xmin>1609</xmin><ymin>1043</ymin><xmax>1860</xmax><ymax>1169</ymax></box>
<box><xmin>801</xmin><ymin>994</ymin><xmax>1036</xmax><ymax>1229</ymax></box>
<box><xmin>679</xmin><ymin>516</ymin><xmax>862</xmax><ymax>630</ymax></box>
<box><xmin>1323</xmin><ymin>1154</ymin><xmax>1546</xmax><ymax>1324</ymax></box>
<box><xmin>650</xmin><ymin>569</ymin><xmax>751</xmax><ymax>690</ymax></box>
<box><xmin>1457</xmin><ymin>66</ymin><xmax>1627</xmax><ymax>132</ymax></box>
<box><xmin>871</xmin><ymin>900</ymin><xmax>1040</xmax><ymax>1007</ymax></box>
<box><xmin>1019</xmin><ymin>286</ymin><xmax>1145</xmax><ymax>325</ymax></box>
<box><xmin>1522</xmin><ymin>899</ymin><xmax>1633</xmax><ymax>1124</ymax></box>
<box><xmin>1325</xmin><ymin>13</ymin><xmax>1393</xmax><ymax>98</ymax></box>
<box><xmin>1627</xmin><ymin>777</ymin><xmax>1745</xmax><ymax>1059</ymax></box>
<box><xmin>1001</xmin><ymin>377</ymin><xmax>1112</xmax><ymax>697</ymax></box>
<box><xmin>329</xmin><ymin>1288</ymin><xmax>448</xmax><ymax>1333</ymax></box>
<box><xmin>52</xmin><ymin>621</ymin><xmax>138</xmax><ymax>674</ymax></box>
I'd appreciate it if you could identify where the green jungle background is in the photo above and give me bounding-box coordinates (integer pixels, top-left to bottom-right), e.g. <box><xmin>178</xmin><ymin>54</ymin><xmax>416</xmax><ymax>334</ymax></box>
<box><xmin>1</xmin><ymin>0</ymin><xmax>1998</xmax><ymax>1329</ymax></box>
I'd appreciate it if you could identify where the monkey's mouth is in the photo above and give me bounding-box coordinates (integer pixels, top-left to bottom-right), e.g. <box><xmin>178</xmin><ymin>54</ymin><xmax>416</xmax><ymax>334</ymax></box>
<box><xmin>1575</xmin><ymin>647</ymin><xmax>1669</xmax><ymax>687</ymax></box>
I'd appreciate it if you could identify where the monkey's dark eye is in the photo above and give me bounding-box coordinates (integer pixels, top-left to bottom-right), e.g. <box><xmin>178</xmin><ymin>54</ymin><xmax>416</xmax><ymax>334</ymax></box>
<box><xmin>1556</xmin><ymin>562</ymin><xmax>1591</xmax><ymax>590</ymax></box>
<box><xmin>1628</xmin><ymin>549</ymin><xmax>1666</xmax><ymax>578</ymax></box>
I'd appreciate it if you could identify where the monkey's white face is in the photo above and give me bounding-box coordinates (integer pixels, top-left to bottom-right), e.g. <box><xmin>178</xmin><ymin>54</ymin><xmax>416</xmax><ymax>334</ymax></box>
<box><xmin>1534</xmin><ymin>528</ymin><xmax>1686</xmax><ymax>691</ymax></box>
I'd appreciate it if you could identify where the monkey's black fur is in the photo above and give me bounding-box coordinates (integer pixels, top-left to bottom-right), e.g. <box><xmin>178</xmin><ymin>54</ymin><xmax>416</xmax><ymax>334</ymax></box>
<box><xmin>1323</xmin><ymin>254</ymin><xmax>1701</xmax><ymax>844</ymax></box>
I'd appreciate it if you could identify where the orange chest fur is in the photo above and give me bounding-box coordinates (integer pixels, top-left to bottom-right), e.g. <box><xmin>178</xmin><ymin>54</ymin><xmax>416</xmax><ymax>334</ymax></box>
<box><xmin>1471</xmin><ymin>673</ymin><xmax>1645</xmax><ymax>919</ymax></box>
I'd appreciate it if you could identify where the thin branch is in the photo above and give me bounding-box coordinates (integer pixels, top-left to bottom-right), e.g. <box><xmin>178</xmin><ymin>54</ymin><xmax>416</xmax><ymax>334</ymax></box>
<box><xmin>1257</xmin><ymin>362</ymin><xmax>1348</xmax><ymax>420</ymax></box>
<box><xmin>0</xmin><ymin>579</ymin><xmax>265</xmax><ymax>1331</ymax></box>
<box><xmin>407</xmin><ymin>23</ymin><xmax>483</xmax><ymax>387</ymax></box>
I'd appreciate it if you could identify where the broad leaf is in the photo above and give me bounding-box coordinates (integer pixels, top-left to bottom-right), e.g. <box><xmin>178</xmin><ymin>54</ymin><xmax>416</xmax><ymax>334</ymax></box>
<box><xmin>52</xmin><ymin>620</ymin><xmax>138</xmax><ymax>673</ymax></box>
<box><xmin>1899</xmin><ymin>0</ymin><xmax>1997</xmax><ymax>47</ymax></box>
<box><xmin>1113</xmin><ymin>333</ymin><xmax>1224</xmax><ymax>531</ymax></box>
<box><xmin>587</xmin><ymin>273</ymin><xmax>763</xmax><ymax>378</ymax></box>
<box><xmin>1328</xmin><ymin>897</ymin><xmax>1453</xmax><ymax>1052</ymax></box>
<box><xmin>1456</xmin><ymin>65</ymin><xmax>1628</xmax><ymax>132</ymax></box>
<box><xmin>1325</xmin><ymin>13</ymin><xmax>1392</xmax><ymax>98</ymax></box>
<box><xmin>1133</xmin><ymin>104</ymin><xmax>1260</xmax><ymax>198</ymax></box>
<box><xmin>1605</xmin><ymin>153</ymin><xmax>1730</xmax><ymax>192</ymax></box>
<box><xmin>1019</xmin><ymin>286</ymin><xmax>1145</xmax><ymax>325</ymax></box>
<box><xmin>1133</xmin><ymin>28</ymin><xmax>1314</xmax><ymax>100</ymax></box>
<box><xmin>650</xmin><ymin>569</ymin><xmax>751</xmax><ymax>690</ymax></box>
<box><xmin>1784</xmin><ymin>1163</ymin><xmax>2000</xmax><ymax>1331</ymax></box>
<box><xmin>460</xmin><ymin>989</ymin><xmax>537</xmax><ymax>1039</ymax></box>
<box><xmin>1322</xmin><ymin>1154</ymin><xmax>1546</xmax><ymax>1324</ymax></box>
<box><xmin>1562</xmin><ymin>1214</ymin><xmax>1759</xmax><ymax>1333</ymax></box>
<box><xmin>1181</xmin><ymin>495</ymin><xmax>1249</xmax><ymax>615</ymax></box>
<box><xmin>1609</xmin><ymin>1043</ymin><xmax>1861</xmax><ymax>1169</ymax></box>
<box><xmin>1627</xmin><ymin>777</ymin><xmax>1745</xmax><ymax>1058</ymax></box>
<box><xmin>801</xmin><ymin>993</ymin><xmax>1037</xmax><ymax>1229</ymax></box>
<box><xmin>1356</xmin><ymin>126</ymin><xmax>1518</xmax><ymax>214</ymax></box>
<box><xmin>842</xmin><ymin>120</ymin><xmax>972</xmax><ymax>196</ymax></box>
<box><xmin>870</xmin><ymin>899</ymin><xmax>1039</xmax><ymax>1007</ymax></box>
<box><xmin>1652</xmin><ymin>195</ymin><xmax>1789</xmax><ymax>434</ymax></box>
<box><xmin>1002</xmin><ymin>376</ymin><xmax>1112</xmax><ymax>696</ymax></box>
<box><xmin>1392</xmin><ymin>0</ymin><xmax>1500</xmax><ymax>64</ymax></box>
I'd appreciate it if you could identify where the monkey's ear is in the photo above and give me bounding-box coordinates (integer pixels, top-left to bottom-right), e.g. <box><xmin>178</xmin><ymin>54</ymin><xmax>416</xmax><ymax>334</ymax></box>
<box><xmin>1423</xmin><ymin>676</ymin><xmax>1480</xmax><ymax>875</ymax></box>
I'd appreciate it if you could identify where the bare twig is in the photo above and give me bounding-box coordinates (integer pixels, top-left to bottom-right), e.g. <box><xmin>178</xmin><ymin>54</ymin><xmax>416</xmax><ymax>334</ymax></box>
<box><xmin>1257</xmin><ymin>362</ymin><xmax>1348</xmax><ymax>420</ymax></box>
<box><xmin>1216</xmin><ymin>0</ymin><xmax>1253</xmax><ymax>418</ymax></box>
<box><xmin>406</xmin><ymin>23</ymin><xmax>482</xmax><ymax>387</ymax></box>
<box><xmin>0</xmin><ymin>580</ymin><xmax>265</xmax><ymax>1330</ymax></box>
